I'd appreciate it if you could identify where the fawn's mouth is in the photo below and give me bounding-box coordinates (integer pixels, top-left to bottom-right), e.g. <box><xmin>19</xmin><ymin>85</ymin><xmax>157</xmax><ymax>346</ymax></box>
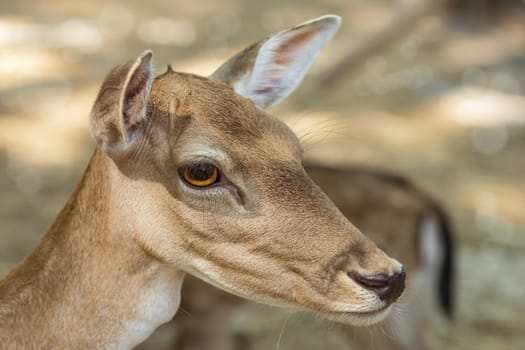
<box><xmin>348</xmin><ymin>304</ymin><xmax>389</xmax><ymax>317</ymax></box>
<box><xmin>324</xmin><ymin>304</ymin><xmax>391</xmax><ymax>327</ymax></box>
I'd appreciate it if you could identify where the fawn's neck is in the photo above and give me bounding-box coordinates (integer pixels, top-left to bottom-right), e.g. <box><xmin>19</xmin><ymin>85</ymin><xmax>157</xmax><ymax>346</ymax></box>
<box><xmin>0</xmin><ymin>148</ymin><xmax>185</xmax><ymax>349</ymax></box>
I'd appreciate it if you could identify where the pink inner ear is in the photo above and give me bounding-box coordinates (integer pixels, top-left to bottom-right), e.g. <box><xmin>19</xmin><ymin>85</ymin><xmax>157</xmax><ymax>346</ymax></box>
<box><xmin>123</xmin><ymin>67</ymin><xmax>150</xmax><ymax>125</ymax></box>
<box><xmin>256</xmin><ymin>29</ymin><xmax>317</xmax><ymax>98</ymax></box>
<box><xmin>274</xmin><ymin>26</ymin><xmax>318</xmax><ymax>66</ymax></box>
<box><xmin>255</xmin><ymin>77</ymin><xmax>281</xmax><ymax>95</ymax></box>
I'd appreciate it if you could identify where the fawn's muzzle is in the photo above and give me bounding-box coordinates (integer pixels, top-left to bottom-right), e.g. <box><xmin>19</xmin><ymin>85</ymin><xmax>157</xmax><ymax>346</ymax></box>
<box><xmin>349</xmin><ymin>269</ymin><xmax>406</xmax><ymax>304</ymax></box>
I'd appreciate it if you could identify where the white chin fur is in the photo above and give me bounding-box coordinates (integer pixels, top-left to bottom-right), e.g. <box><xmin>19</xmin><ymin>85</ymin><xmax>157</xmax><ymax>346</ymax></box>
<box><xmin>325</xmin><ymin>304</ymin><xmax>392</xmax><ymax>327</ymax></box>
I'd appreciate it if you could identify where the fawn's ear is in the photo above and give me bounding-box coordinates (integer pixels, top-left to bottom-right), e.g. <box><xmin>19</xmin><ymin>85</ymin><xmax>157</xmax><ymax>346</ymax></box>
<box><xmin>90</xmin><ymin>50</ymin><xmax>154</xmax><ymax>158</ymax></box>
<box><xmin>210</xmin><ymin>15</ymin><xmax>341</xmax><ymax>110</ymax></box>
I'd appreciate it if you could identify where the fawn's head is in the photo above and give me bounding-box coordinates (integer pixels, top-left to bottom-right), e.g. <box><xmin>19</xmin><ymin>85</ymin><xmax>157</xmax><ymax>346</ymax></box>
<box><xmin>89</xmin><ymin>15</ymin><xmax>404</xmax><ymax>326</ymax></box>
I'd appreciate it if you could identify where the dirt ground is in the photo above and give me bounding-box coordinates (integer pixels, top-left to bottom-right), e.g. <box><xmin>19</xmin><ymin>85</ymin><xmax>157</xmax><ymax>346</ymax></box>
<box><xmin>0</xmin><ymin>0</ymin><xmax>524</xmax><ymax>349</ymax></box>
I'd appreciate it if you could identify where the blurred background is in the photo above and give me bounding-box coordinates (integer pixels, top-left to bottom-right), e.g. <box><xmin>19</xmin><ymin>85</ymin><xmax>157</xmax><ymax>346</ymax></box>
<box><xmin>0</xmin><ymin>0</ymin><xmax>524</xmax><ymax>349</ymax></box>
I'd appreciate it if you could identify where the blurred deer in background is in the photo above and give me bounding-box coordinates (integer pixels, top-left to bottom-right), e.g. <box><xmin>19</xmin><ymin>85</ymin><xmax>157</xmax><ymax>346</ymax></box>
<box><xmin>0</xmin><ymin>15</ymin><xmax>411</xmax><ymax>349</ymax></box>
<box><xmin>158</xmin><ymin>164</ymin><xmax>454</xmax><ymax>350</ymax></box>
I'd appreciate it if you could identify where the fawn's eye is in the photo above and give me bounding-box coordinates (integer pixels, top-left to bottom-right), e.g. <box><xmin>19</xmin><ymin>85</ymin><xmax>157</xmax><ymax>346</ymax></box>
<box><xmin>180</xmin><ymin>163</ymin><xmax>220</xmax><ymax>188</ymax></box>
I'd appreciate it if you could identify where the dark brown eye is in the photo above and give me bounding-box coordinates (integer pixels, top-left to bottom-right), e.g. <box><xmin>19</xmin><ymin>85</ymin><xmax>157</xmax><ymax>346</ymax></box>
<box><xmin>181</xmin><ymin>163</ymin><xmax>220</xmax><ymax>188</ymax></box>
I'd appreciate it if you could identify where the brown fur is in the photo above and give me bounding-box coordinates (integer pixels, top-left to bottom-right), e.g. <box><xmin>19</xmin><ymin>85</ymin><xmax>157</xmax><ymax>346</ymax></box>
<box><xmin>0</xmin><ymin>150</ymin><xmax>185</xmax><ymax>349</ymax></box>
<box><xmin>152</xmin><ymin>164</ymin><xmax>448</xmax><ymax>350</ymax></box>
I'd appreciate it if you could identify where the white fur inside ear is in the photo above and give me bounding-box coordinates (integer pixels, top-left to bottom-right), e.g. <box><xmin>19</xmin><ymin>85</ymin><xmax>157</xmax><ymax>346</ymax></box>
<box><xmin>234</xmin><ymin>15</ymin><xmax>341</xmax><ymax>110</ymax></box>
<box><xmin>118</xmin><ymin>50</ymin><xmax>154</xmax><ymax>142</ymax></box>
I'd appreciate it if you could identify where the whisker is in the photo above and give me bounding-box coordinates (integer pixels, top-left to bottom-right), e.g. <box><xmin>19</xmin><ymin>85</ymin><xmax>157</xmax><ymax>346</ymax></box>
<box><xmin>178</xmin><ymin>306</ymin><xmax>192</xmax><ymax>317</ymax></box>
<box><xmin>368</xmin><ymin>325</ymin><xmax>375</xmax><ymax>350</ymax></box>
<box><xmin>379</xmin><ymin>318</ymin><xmax>397</xmax><ymax>342</ymax></box>
<box><xmin>296</xmin><ymin>119</ymin><xmax>347</xmax><ymax>149</ymax></box>
<box><xmin>275</xmin><ymin>314</ymin><xmax>292</xmax><ymax>350</ymax></box>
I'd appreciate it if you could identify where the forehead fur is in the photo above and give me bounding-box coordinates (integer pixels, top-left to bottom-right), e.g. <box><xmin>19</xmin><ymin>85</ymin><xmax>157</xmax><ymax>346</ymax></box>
<box><xmin>150</xmin><ymin>70</ymin><xmax>302</xmax><ymax>161</ymax></box>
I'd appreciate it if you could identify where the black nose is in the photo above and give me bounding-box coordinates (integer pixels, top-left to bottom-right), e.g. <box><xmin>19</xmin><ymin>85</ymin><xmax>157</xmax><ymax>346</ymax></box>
<box><xmin>349</xmin><ymin>270</ymin><xmax>405</xmax><ymax>304</ymax></box>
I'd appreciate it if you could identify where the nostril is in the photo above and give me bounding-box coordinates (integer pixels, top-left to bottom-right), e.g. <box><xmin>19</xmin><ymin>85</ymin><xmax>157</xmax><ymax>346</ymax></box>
<box><xmin>348</xmin><ymin>270</ymin><xmax>406</xmax><ymax>304</ymax></box>
<box><xmin>349</xmin><ymin>272</ymin><xmax>390</xmax><ymax>291</ymax></box>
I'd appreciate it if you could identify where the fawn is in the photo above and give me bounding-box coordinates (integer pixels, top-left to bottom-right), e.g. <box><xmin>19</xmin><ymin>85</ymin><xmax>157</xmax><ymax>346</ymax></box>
<box><xmin>0</xmin><ymin>15</ymin><xmax>406</xmax><ymax>349</ymax></box>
